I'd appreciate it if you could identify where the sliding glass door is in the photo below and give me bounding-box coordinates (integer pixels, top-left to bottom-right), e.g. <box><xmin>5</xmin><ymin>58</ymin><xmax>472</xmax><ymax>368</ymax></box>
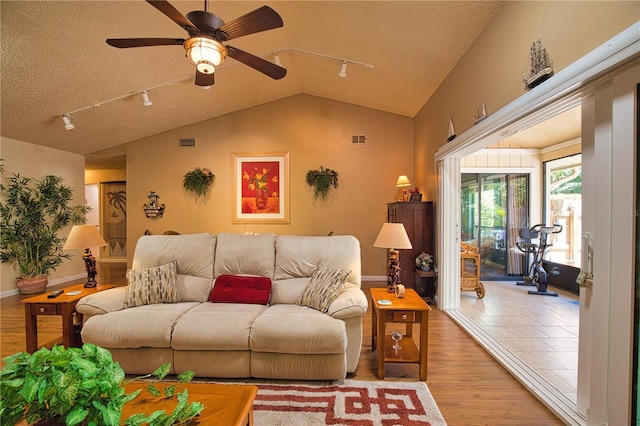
<box><xmin>461</xmin><ymin>173</ymin><xmax>529</xmax><ymax>280</ymax></box>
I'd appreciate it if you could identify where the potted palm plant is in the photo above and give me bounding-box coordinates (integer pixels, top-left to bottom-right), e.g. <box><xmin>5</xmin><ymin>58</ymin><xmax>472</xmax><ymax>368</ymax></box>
<box><xmin>0</xmin><ymin>169</ymin><xmax>89</xmax><ymax>294</ymax></box>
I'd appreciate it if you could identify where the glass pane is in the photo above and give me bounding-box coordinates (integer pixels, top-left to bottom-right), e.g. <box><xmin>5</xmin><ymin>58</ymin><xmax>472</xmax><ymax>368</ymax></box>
<box><xmin>479</xmin><ymin>175</ymin><xmax>507</xmax><ymax>278</ymax></box>
<box><xmin>544</xmin><ymin>154</ymin><xmax>582</xmax><ymax>267</ymax></box>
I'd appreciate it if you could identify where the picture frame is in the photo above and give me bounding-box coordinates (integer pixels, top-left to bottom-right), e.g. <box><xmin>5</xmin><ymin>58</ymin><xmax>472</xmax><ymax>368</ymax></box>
<box><xmin>410</xmin><ymin>192</ymin><xmax>423</xmax><ymax>202</ymax></box>
<box><xmin>232</xmin><ymin>152</ymin><xmax>290</xmax><ymax>224</ymax></box>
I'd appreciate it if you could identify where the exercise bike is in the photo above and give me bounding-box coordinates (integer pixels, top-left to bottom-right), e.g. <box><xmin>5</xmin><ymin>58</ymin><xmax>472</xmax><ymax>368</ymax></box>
<box><xmin>516</xmin><ymin>223</ymin><xmax>563</xmax><ymax>296</ymax></box>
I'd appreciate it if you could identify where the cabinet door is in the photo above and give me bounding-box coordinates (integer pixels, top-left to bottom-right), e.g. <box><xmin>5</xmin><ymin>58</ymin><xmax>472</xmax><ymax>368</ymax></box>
<box><xmin>387</xmin><ymin>202</ymin><xmax>434</xmax><ymax>289</ymax></box>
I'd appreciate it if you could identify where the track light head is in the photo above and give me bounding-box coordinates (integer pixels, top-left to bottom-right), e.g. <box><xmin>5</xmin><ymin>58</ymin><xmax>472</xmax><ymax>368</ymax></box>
<box><xmin>338</xmin><ymin>61</ymin><xmax>348</xmax><ymax>78</ymax></box>
<box><xmin>142</xmin><ymin>91</ymin><xmax>153</xmax><ymax>107</ymax></box>
<box><xmin>274</xmin><ymin>52</ymin><xmax>281</xmax><ymax>66</ymax></box>
<box><xmin>62</xmin><ymin>115</ymin><xmax>75</xmax><ymax>130</ymax></box>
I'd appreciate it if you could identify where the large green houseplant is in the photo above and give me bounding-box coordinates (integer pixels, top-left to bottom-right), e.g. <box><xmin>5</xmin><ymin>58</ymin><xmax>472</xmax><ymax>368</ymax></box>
<box><xmin>0</xmin><ymin>170</ymin><xmax>89</xmax><ymax>294</ymax></box>
<box><xmin>0</xmin><ymin>344</ymin><xmax>204</xmax><ymax>426</ymax></box>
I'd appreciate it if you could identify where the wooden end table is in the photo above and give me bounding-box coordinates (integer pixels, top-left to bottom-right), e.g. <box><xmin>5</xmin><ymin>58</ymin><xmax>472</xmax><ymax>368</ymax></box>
<box><xmin>370</xmin><ymin>287</ymin><xmax>431</xmax><ymax>381</ymax></box>
<box><xmin>22</xmin><ymin>283</ymin><xmax>115</xmax><ymax>353</ymax></box>
<box><xmin>122</xmin><ymin>382</ymin><xmax>258</xmax><ymax>426</ymax></box>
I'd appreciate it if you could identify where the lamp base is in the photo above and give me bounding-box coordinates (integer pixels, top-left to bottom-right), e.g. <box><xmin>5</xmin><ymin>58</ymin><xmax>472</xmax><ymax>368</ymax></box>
<box><xmin>82</xmin><ymin>248</ymin><xmax>98</xmax><ymax>288</ymax></box>
<box><xmin>387</xmin><ymin>248</ymin><xmax>401</xmax><ymax>293</ymax></box>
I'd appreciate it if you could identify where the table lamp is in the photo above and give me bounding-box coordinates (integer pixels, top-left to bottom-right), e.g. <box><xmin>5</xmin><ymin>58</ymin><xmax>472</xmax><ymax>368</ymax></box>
<box><xmin>396</xmin><ymin>175</ymin><xmax>411</xmax><ymax>201</ymax></box>
<box><xmin>374</xmin><ymin>223</ymin><xmax>413</xmax><ymax>292</ymax></box>
<box><xmin>63</xmin><ymin>224</ymin><xmax>107</xmax><ymax>288</ymax></box>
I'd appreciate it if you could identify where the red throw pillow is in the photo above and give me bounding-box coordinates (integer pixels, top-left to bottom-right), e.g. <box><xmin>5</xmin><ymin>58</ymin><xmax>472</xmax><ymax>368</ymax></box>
<box><xmin>209</xmin><ymin>275</ymin><xmax>272</xmax><ymax>305</ymax></box>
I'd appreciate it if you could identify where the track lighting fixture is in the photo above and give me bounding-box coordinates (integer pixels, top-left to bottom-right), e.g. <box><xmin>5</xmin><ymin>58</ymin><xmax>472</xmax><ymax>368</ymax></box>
<box><xmin>62</xmin><ymin>115</ymin><xmax>75</xmax><ymax>131</ymax></box>
<box><xmin>141</xmin><ymin>91</ymin><xmax>153</xmax><ymax>107</ymax></box>
<box><xmin>60</xmin><ymin>48</ymin><xmax>375</xmax><ymax>130</ymax></box>
<box><xmin>338</xmin><ymin>62</ymin><xmax>348</xmax><ymax>78</ymax></box>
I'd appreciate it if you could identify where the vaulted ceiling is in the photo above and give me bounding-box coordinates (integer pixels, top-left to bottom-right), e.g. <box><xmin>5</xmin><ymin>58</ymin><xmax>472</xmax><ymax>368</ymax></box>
<box><xmin>2</xmin><ymin>1</ymin><xmax>505</xmax><ymax>160</ymax></box>
<box><xmin>2</xmin><ymin>1</ymin><xmax>582</xmax><ymax>169</ymax></box>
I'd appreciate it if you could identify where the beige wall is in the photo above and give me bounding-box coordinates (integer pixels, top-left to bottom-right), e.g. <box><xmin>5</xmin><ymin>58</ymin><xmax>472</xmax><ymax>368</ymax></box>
<box><xmin>414</xmin><ymin>1</ymin><xmax>639</xmax><ymax>199</ymax></box>
<box><xmin>0</xmin><ymin>137</ymin><xmax>87</xmax><ymax>294</ymax></box>
<box><xmin>123</xmin><ymin>94</ymin><xmax>414</xmax><ymax>276</ymax></box>
<box><xmin>85</xmin><ymin>169</ymin><xmax>126</xmax><ymax>185</ymax></box>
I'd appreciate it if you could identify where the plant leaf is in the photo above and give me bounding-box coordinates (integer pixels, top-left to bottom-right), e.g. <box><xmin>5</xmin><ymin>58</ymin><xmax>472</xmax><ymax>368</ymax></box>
<box><xmin>177</xmin><ymin>370</ymin><xmax>195</xmax><ymax>383</ymax></box>
<box><xmin>66</xmin><ymin>405</ymin><xmax>89</xmax><ymax>426</ymax></box>
<box><xmin>151</xmin><ymin>363</ymin><xmax>171</xmax><ymax>380</ymax></box>
<box><xmin>146</xmin><ymin>383</ymin><xmax>161</xmax><ymax>397</ymax></box>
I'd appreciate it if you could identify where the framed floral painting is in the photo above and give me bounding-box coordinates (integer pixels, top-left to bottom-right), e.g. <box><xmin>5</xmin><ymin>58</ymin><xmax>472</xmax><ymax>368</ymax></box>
<box><xmin>232</xmin><ymin>152</ymin><xmax>290</xmax><ymax>223</ymax></box>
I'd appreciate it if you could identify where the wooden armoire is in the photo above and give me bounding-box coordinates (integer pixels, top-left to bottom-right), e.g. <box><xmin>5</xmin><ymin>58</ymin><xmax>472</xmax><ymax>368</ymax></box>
<box><xmin>387</xmin><ymin>201</ymin><xmax>434</xmax><ymax>290</ymax></box>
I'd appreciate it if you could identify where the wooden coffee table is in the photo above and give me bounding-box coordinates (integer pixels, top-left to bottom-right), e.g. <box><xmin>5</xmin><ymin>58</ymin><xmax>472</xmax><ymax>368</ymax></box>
<box><xmin>370</xmin><ymin>287</ymin><xmax>431</xmax><ymax>380</ymax></box>
<box><xmin>22</xmin><ymin>283</ymin><xmax>115</xmax><ymax>353</ymax></box>
<box><xmin>122</xmin><ymin>382</ymin><xmax>258</xmax><ymax>426</ymax></box>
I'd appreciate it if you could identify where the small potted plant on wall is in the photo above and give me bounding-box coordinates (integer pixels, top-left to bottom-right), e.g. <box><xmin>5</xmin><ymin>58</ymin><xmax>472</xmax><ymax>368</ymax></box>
<box><xmin>183</xmin><ymin>167</ymin><xmax>215</xmax><ymax>197</ymax></box>
<box><xmin>0</xmin><ymin>167</ymin><xmax>89</xmax><ymax>294</ymax></box>
<box><xmin>306</xmin><ymin>166</ymin><xmax>339</xmax><ymax>201</ymax></box>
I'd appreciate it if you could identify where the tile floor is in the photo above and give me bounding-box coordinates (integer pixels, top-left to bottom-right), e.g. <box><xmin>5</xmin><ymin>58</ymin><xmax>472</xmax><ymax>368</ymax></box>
<box><xmin>459</xmin><ymin>280</ymin><xmax>579</xmax><ymax>403</ymax></box>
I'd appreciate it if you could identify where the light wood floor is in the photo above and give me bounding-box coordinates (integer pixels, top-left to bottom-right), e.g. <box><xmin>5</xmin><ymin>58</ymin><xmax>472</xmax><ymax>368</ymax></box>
<box><xmin>0</xmin><ymin>263</ymin><xmax>562</xmax><ymax>425</ymax></box>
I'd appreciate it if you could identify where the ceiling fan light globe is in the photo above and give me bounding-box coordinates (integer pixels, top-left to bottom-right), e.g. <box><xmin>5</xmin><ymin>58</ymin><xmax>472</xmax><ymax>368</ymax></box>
<box><xmin>185</xmin><ymin>37</ymin><xmax>227</xmax><ymax>70</ymax></box>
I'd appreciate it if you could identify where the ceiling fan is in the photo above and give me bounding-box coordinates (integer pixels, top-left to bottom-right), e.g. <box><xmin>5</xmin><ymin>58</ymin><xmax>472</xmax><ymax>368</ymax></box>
<box><xmin>106</xmin><ymin>0</ymin><xmax>286</xmax><ymax>87</ymax></box>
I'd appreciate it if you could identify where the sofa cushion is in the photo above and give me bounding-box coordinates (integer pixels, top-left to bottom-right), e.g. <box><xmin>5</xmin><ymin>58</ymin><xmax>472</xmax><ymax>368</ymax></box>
<box><xmin>82</xmin><ymin>302</ymin><xmax>200</xmax><ymax>348</ymax></box>
<box><xmin>124</xmin><ymin>262</ymin><xmax>180</xmax><ymax>308</ymax></box>
<box><xmin>209</xmin><ymin>275</ymin><xmax>272</xmax><ymax>305</ymax></box>
<box><xmin>171</xmin><ymin>303</ymin><xmax>267</xmax><ymax>351</ymax></box>
<box><xmin>250</xmin><ymin>304</ymin><xmax>347</xmax><ymax>354</ymax></box>
<box><xmin>270</xmin><ymin>278</ymin><xmax>308</xmax><ymax>305</ymax></box>
<box><xmin>297</xmin><ymin>265</ymin><xmax>350</xmax><ymax>313</ymax></box>
<box><xmin>132</xmin><ymin>233</ymin><xmax>216</xmax><ymax>279</ymax></box>
<box><xmin>214</xmin><ymin>233</ymin><xmax>276</xmax><ymax>278</ymax></box>
<box><xmin>274</xmin><ymin>235</ymin><xmax>361</xmax><ymax>288</ymax></box>
<box><xmin>177</xmin><ymin>275</ymin><xmax>214</xmax><ymax>303</ymax></box>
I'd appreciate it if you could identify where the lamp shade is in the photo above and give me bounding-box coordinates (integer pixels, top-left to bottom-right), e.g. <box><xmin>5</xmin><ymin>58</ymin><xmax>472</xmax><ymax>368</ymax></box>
<box><xmin>373</xmin><ymin>223</ymin><xmax>413</xmax><ymax>249</ymax></box>
<box><xmin>63</xmin><ymin>225</ymin><xmax>107</xmax><ymax>250</ymax></box>
<box><xmin>396</xmin><ymin>175</ymin><xmax>411</xmax><ymax>187</ymax></box>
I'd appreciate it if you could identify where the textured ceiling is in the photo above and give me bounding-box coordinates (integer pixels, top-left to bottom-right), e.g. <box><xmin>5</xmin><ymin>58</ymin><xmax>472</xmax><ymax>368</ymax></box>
<box><xmin>1</xmin><ymin>0</ymin><xmax>506</xmax><ymax>163</ymax></box>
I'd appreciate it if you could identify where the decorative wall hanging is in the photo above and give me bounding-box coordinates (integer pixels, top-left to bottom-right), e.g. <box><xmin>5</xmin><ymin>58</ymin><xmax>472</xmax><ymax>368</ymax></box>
<box><xmin>523</xmin><ymin>39</ymin><xmax>553</xmax><ymax>90</ymax></box>
<box><xmin>102</xmin><ymin>181</ymin><xmax>127</xmax><ymax>257</ymax></box>
<box><xmin>232</xmin><ymin>152</ymin><xmax>290</xmax><ymax>224</ymax></box>
<box><xmin>306</xmin><ymin>166</ymin><xmax>339</xmax><ymax>201</ymax></box>
<box><xmin>144</xmin><ymin>191</ymin><xmax>165</xmax><ymax>218</ymax></box>
<box><xmin>183</xmin><ymin>167</ymin><xmax>215</xmax><ymax>197</ymax></box>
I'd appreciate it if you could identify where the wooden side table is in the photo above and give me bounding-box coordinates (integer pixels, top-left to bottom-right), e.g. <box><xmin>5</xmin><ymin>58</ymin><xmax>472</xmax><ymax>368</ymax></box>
<box><xmin>370</xmin><ymin>287</ymin><xmax>430</xmax><ymax>381</ymax></box>
<box><xmin>23</xmin><ymin>283</ymin><xmax>115</xmax><ymax>353</ymax></box>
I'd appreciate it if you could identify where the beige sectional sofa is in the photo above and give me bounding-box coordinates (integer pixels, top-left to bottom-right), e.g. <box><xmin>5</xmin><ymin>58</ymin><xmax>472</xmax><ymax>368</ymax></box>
<box><xmin>76</xmin><ymin>232</ymin><xmax>368</xmax><ymax>380</ymax></box>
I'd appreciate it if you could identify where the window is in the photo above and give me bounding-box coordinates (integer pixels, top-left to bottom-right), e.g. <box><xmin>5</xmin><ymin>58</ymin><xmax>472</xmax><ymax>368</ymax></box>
<box><xmin>543</xmin><ymin>154</ymin><xmax>582</xmax><ymax>268</ymax></box>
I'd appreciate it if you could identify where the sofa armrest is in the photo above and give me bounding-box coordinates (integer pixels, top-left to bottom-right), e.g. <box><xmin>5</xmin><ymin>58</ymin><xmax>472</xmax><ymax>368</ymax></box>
<box><xmin>76</xmin><ymin>287</ymin><xmax>127</xmax><ymax>317</ymax></box>
<box><xmin>328</xmin><ymin>288</ymin><xmax>368</xmax><ymax>319</ymax></box>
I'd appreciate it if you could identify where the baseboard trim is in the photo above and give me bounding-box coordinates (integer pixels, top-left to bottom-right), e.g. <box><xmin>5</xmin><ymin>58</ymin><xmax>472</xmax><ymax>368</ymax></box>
<box><xmin>0</xmin><ymin>273</ymin><xmax>86</xmax><ymax>299</ymax></box>
<box><xmin>445</xmin><ymin>309</ymin><xmax>585</xmax><ymax>426</ymax></box>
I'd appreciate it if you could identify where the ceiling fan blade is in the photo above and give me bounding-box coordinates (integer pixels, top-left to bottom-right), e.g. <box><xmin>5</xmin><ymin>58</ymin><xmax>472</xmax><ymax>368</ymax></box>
<box><xmin>146</xmin><ymin>0</ymin><xmax>199</xmax><ymax>36</ymax></box>
<box><xmin>227</xmin><ymin>46</ymin><xmax>287</xmax><ymax>80</ymax></box>
<box><xmin>195</xmin><ymin>70</ymin><xmax>215</xmax><ymax>87</ymax></box>
<box><xmin>106</xmin><ymin>38</ymin><xmax>185</xmax><ymax>48</ymax></box>
<box><xmin>217</xmin><ymin>6</ymin><xmax>283</xmax><ymax>41</ymax></box>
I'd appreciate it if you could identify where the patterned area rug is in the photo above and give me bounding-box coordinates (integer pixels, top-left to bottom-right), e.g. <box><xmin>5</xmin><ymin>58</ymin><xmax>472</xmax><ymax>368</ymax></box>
<box><xmin>253</xmin><ymin>380</ymin><xmax>447</xmax><ymax>425</ymax></box>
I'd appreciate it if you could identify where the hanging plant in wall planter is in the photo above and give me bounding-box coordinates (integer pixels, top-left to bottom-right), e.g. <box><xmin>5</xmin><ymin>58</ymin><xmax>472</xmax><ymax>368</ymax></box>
<box><xmin>183</xmin><ymin>167</ymin><xmax>215</xmax><ymax>197</ymax></box>
<box><xmin>306</xmin><ymin>166</ymin><xmax>339</xmax><ymax>201</ymax></box>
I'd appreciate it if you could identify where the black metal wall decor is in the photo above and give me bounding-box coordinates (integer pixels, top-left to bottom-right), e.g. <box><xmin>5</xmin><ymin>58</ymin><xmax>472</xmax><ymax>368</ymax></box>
<box><xmin>144</xmin><ymin>191</ymin><xmax>165</xmax><ymax>218</ymax></box>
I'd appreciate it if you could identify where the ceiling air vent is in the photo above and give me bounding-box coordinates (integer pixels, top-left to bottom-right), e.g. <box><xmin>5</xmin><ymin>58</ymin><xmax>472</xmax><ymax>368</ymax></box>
<box><xmin>180</xmin><ymin>138</ymin><xmax>196</xmax><ymax>147</ymax></box>
<box><xmin>351</xmin><ymin>134</ymin><xmax>367</xmax><ymax>144</ymax></box>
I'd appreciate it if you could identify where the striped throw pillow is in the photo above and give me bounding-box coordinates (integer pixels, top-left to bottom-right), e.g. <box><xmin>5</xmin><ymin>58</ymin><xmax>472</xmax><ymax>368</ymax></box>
<box><xmin>297</xmin><ymin>265</ymin><xmax>350</xmax><ymax>313</ymax></box>
<box><xmin>124</xmin><ymin>262</ymin><xmax>180</xmax><ymax>308</ymax></box>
